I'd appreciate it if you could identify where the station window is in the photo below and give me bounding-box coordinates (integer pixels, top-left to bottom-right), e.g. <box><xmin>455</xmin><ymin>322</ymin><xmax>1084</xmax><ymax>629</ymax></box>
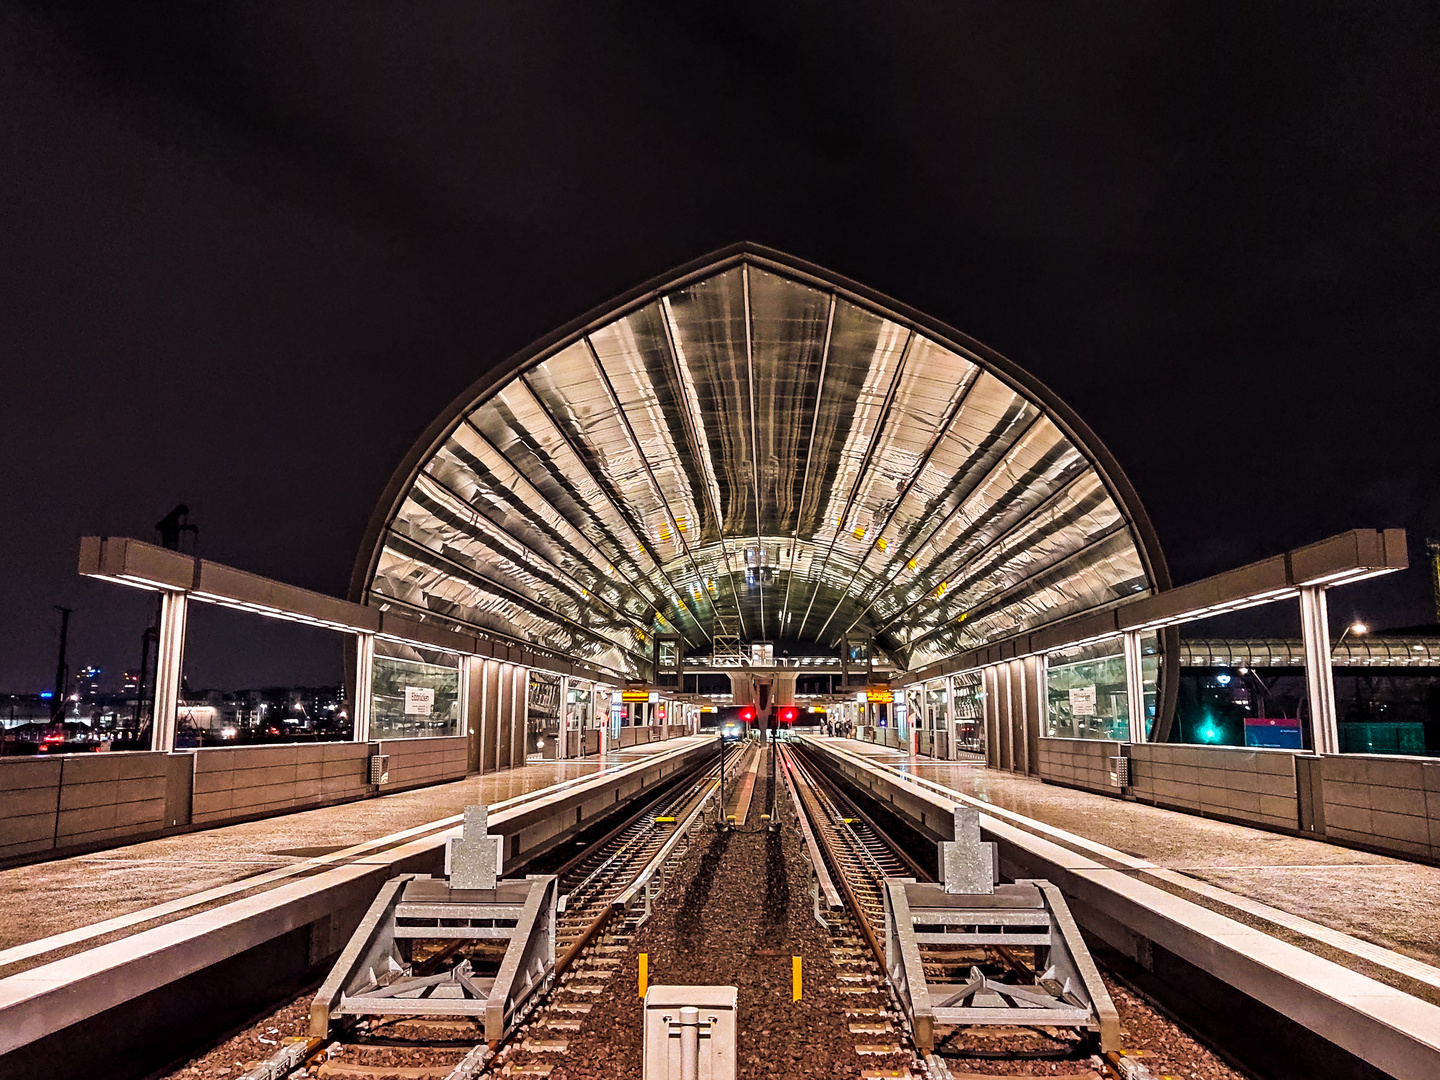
<box><xmin>370</xmin><ymin>641</ymin><xmax>462</xmax><ymax>740</ymax></box>
<box><xmin>1045</xmin><ymin>641</ymin><xmax>1129</xmax><ymax>741</ymax></box>
<box><xmin>951</xmin><ymin>670</ymin><xmax>984</xmax><ymax>753</ymax></box>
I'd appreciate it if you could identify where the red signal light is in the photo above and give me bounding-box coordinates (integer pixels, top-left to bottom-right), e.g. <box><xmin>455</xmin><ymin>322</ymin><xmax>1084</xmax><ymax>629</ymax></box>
<box><xmin>739</xmin><ymin>706</ymin><xmax>756</xmax><ymax>723</ymax></box>
<box><xmin>778</xmin><ymin>706</ymin><xmax>799</xmax><ymax>724</ymax></box>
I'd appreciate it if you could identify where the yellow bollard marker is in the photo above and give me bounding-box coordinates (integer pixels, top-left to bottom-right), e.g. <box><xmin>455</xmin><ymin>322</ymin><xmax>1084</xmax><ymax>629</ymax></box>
<box><xmin>792</xmin><ymin>956</ymin><xmax>802</xmax><ymax>1000</ymax></box>
<box><xmin>639</xmin><ymin>952</ymin><xmax>648</xmax><ymax>997</ymax></box>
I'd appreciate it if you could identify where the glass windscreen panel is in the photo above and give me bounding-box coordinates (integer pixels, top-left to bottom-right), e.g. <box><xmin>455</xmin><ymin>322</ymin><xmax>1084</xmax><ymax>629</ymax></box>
<box><xmin>371</xmin><ymin>642</ymin><xmax>462</xmax><ymax>740</ymax></box>
<box><xmin>1046</xmin><ymin>640</ymin><xmax>1128</xmax><ymax>741</ymax></box>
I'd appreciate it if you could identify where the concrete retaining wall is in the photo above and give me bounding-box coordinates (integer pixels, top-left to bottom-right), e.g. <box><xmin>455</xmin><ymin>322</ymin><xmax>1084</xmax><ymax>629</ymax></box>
<box><xmin>1320</xmin><ymin>754</ymin><xmax>1440</xmax><ymax>861</ymax></box>
<box><xmin>1035</xmin><ymin>737</ymin><xmax>1116</xmax><ymax>794</ymax></box>
<box><xmin>1128</xmin><ymin>743</ymin><xmax>1299</xmax><ymax>831</ymax></box>
<box><xmin>1031</xmin><ymin>737</ymin><xmax>1440</xmax><ymax>863</ymax></box>
<box><xmin>0</xmin><ymin>752</ymin><xmax>173</xmax><ymax>862</ymax></box>
<box><xmin>191</xmin><ymin>742</ymin><xmax>371</xmax><ymax>826</ymax></box>
<box><xmin>3</xmin><ymin>734</ymin><xmax>470</xmax><ymax>867</ymax></box>
<box><xmin>376</xmin><ymin>736</ymin><xmax>468</xmax><ymax>792</ymax></box>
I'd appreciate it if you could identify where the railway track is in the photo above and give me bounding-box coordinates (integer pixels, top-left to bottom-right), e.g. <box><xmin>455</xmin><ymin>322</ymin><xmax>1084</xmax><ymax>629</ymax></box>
<box><xmin>782</xmin><ymin>743</ymin><xmax>1127</xmax><ymax>1077</ymax></box>
<box><xmin>226</xmin><ymin>739</ymin><xmax>1224</xmax><ymax>1080</ymax></box>
<box><xmin>778</xmin><ymin>744</ymin><xmax>927</xmax><ymax>1072</ymax></box>
<box><xmin>238</xmin><ymin>742</ymin><xmax>749</xmax><ymax>1080</ymax></box>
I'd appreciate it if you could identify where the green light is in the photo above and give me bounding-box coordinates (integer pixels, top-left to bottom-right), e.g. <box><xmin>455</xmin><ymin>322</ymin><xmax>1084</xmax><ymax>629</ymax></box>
<box><xmin>1198</xmin><ymin>717</ymin><xmax>1222</xmax><ymax>744</ymax></box>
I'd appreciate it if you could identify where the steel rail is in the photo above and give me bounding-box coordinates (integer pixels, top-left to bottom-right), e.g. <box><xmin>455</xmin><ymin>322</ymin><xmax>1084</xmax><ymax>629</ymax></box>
<box><xmin>779</xmin><ymin>745</ymin><xmax>893</xmax><ymax>968</ymax></box>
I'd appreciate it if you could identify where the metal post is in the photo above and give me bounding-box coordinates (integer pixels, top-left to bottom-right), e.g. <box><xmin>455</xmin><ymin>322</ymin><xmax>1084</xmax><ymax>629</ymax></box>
<box><xmin>51</xmin><ymin>606</ymin><xmax>72</xmax><ymax>728</ymax></box>
<box><xmin>353</xmin><ymin>633</ymin><xmax>374</xmax><ymax>742</ymax></box>
<box><xmin>1300</xmin><ymin>585</ymin><xmax>1340</xmax><ymax>755</ymax></box>
<box><xmin>678</xmin><ymin>1006</ymin><xmax>700</xmax><ymax>1080</ymax></box>
<box><xmin>151</xmin><ymin>590</ymin><xmax>188</xmax><ymax>753</ymax></box>
<box><xmin>945</xmin><ymin>675</ymin><xmax>956</xmax><ymax>760</ymax></box>
<box><xmin>1123</xmin><ymin>630</ymin><xmax>1146</xmax><ymax>743</ymax></box>
<box><xmin>718</xmin><ymin>730</ymin><xmax>726</xmax><ymax>825</ymax></box>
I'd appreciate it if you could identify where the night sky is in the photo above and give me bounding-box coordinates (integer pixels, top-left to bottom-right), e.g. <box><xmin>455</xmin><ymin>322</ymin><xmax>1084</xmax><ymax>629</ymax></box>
<box><xmin>3</xmin><ymin>3</ymin><xmax>1437</xmax><ymax>692</ymax></box>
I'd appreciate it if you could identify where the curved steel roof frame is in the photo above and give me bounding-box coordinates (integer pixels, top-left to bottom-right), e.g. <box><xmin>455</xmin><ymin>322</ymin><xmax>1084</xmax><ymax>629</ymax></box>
<box><xmin>352</xmin><ymin>243</ymin><xmax>1170</xmax><ymax>680</ymax></box>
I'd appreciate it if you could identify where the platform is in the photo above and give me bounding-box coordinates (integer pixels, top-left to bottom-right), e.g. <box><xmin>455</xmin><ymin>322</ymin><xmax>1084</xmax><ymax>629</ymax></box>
<box><xmin>0</xmin><ymin>735</ymin><xmax>717</xmax><ymax>1077</ymax></box>
<box><xmin>0</xmin><ymin>739</ymin><xmax>697</xmax><ymax>978</ymax></box>
<box><xmin>803</xmin><ymin>736</ymin><xmax>1440</xmax><ymax>1080</ymax></box>
<box><xmin>824</xmin><ymin>737</ymin><xmax>1440</xmax><ymax>983</ymax></box>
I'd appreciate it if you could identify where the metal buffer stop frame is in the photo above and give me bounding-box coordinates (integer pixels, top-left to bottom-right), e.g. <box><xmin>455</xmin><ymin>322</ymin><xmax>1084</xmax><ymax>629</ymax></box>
<box><xmin>310</xmin><ymin>806</ymin><xmax>557</xmax><ymax>1042</ymax></box>
<box><xmin>883</xmin><ymin>806</ymin><xmax>1119</xmax><ymax>1054</ymax></box>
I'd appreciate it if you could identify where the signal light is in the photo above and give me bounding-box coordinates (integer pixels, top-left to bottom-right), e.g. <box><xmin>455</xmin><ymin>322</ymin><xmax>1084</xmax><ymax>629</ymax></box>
<box><xmin>778</xmin><ymin>706</ymin><xmax>798</xmax><ymax>724</ymax></box>
<box><xmin>739</xmin><ymin>706</ymin><xmax>756</xmax><ymax>723</ymax></box>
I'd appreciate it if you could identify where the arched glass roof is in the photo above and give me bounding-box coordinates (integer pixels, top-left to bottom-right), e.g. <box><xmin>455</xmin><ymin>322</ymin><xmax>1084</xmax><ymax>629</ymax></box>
<box><xmin>354</xmin><ymin>245</ymin><xmax>1168</xmax><ymax>681</ymax></box>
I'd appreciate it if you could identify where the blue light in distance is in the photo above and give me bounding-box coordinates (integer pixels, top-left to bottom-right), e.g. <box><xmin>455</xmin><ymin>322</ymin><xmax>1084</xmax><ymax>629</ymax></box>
<box><xmin>39</xmin><ymin>691</ymin><xmax>53</xmax><ymax>699</ymax></box>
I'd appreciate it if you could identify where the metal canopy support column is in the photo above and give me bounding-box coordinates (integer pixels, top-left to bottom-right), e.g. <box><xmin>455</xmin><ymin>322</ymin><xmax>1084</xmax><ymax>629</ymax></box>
<box><xmin>462</xmin><ymin>654</ymin><xmax>482</xmax><ymax>772</ymax></box>
<box><xmin>557</xmin><ymin>675</ymin><xmax>570</xmax><ymax>759</ymax></box>
<box><xmin>1123</xmin><ymin>630</ymin><xmax>1146</xmax><ymax>744</ymax></box>
<box><xmin>150</xmin><ymin>591</ymin><xmax>188</xmax><ymax>753</ymax></box>
<box><xmin>1021</xmin><ymin>655</ymin><xmax>1043</xmax><ymax>774</ymax></box>
<box><xmin>354</xmin><ymin>632</ymin><xmax>375</xmax><ymax>743</ymax></box>
<box><xmin>1300</xmin><ymin>585</ymin><xmax>1340</xmax><ymax>755</ymax></box>
<box><xmin>514</xmin><ymin>665</ymin><xmax>531</xmax><ymax>768</ymax></box>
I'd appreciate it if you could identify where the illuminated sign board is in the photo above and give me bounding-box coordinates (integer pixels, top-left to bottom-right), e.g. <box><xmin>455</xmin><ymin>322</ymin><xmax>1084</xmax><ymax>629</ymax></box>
<box><xmin>866</xmin><ymin>687</ymin><xmax>893</xmax><ymax>704</ymax></box>
<box><xmin>621</xmin><ymin>689</ymin><xmax>650</xmax><ymax>703</ymax></box>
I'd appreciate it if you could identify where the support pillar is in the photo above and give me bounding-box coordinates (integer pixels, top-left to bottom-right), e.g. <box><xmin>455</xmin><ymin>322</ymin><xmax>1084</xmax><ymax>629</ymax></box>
<box><xmin>463</xmin><ymin>654</ymin><xmax>482</xmax><ymax>772</ymax></box>
<box><xmin>481</xmin><ymin>659</ymin><xmax>499</xmax><ymax>773</ymax></box>
<box><xmin>1021</xmin><ymin>655</ymin><xmax>1043</xmax><ymax>774</ymax></box>
<box><xmin>495</xmin><ymin>664</ymin><xmax>513</xmax><ymax>770</ymax></box>
<box><xmin>353</xmin><ymin>633</ymin><xmax>374</xmax><ymax>743</ymax></box>
<box><xmin>1123</xmin><ymin>630</ymin><xmax>1146</xmax><ymax>743</ymax></box>
<box><xmin>558</xmin><ymin>675</ymin><xmax>570</xmax><ymax>759</ymax></box>
<box><xmin>1300</xmin><ymin>585</ymin><xmax>1340</xmax><ymax>755</ymax></box>
<box><xmin>513</xmin><ymin>666</ymin><xmax>530</xmax><ymax>768</ymax></box>
<box><xmin>151</xmin><ymin>591</ymin><xmax>188</xmax><ymax>753</ymax></box>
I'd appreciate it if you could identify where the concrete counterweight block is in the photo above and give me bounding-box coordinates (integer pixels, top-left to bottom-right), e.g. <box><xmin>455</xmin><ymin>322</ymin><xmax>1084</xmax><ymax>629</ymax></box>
<box><xmin>939</xmin><ymin>804</ymin><xmax>996</xmax><ymax>894</ymax></box>
<box><xmin>445</xmin><ymin>804</ymin><xmax>503</xmax><ymax>889</ymax></box>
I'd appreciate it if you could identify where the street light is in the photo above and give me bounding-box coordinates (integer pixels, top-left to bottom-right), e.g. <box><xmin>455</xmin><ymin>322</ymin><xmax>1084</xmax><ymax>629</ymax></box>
<box><xmin>1334</xmin><ymin>620</ymin><xmax>1368</xmax><ymax>652</ymax></box>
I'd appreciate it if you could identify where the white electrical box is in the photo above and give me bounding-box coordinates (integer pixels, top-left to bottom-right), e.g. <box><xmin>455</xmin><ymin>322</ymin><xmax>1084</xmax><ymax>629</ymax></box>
<box><xmin>369</xmin><ymin>754</ymin><xmax>389</xmax><ymax>785</ymax></box>
<box><xmin>643</xmin><ymin>985</ymin><xmax>737</xmax><ymax>1080</ymax></box>
<box><xmin>1109</xmin><ymin>755</ymin><xmax>1129</xmax><ymax>788</ymax></box>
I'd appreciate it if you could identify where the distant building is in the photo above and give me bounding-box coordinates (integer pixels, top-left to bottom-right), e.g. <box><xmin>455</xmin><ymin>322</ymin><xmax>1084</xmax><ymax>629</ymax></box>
<box><xmin>75</xmin><ymin>666</ymin><xmax>103</xmax><ymax>700</ymax></box>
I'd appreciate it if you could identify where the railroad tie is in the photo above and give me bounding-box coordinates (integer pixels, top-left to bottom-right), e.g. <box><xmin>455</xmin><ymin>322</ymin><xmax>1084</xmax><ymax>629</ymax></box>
<box><xmin>849</xmin><ymin>1021</ymin><xmax>893</xmax><ymax>1034</ymax></box>
<box><xmin>520</xmin><ymin>1038</ymin><xmax>569</xmax><ymax>1054</ymax></box>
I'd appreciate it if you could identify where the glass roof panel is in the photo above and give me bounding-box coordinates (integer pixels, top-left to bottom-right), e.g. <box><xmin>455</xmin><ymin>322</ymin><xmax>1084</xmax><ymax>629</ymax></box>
<box><xmin>364</xmin><ymin>254</ymin><xmax>1162</xmax><ymax>679</ymax></box>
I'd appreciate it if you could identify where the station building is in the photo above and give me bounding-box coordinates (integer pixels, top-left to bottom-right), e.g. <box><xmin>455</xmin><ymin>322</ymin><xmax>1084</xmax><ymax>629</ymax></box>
<box><xmin>9</xmin><ymin>243</ymin><xmax>1420</xmax><ymax>866</ymax></box>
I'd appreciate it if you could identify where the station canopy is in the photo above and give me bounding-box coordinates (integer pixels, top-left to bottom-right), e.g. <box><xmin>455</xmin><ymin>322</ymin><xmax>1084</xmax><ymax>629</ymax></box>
<box><xmin>355</xmin><ymin>246</ymin><xmax>1167</xmax><ymax>681</ymax></box>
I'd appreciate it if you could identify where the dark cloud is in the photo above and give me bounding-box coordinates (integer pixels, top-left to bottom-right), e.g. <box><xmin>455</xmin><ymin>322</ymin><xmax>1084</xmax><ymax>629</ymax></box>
<box><xmin>2</xmin><ymin>1</ymin><xmax>1437</xmax><ymax>688</ymax></box>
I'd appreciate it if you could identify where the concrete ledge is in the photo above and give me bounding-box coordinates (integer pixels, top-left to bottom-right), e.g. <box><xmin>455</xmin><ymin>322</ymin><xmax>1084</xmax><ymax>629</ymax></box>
<box><xmin>801</xmin><ymin>737</ymin><xmax>1440</xmax><ymax>1080</ymax></box>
